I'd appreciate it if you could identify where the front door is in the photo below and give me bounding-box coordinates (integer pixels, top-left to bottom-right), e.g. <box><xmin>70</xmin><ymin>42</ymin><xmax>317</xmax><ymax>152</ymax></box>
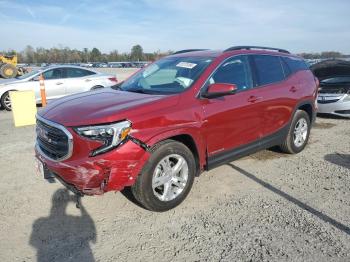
<box><xmin>201</xmin><ymin>55</ymin><xmax>263</xmax><ymax>159</ymax></box>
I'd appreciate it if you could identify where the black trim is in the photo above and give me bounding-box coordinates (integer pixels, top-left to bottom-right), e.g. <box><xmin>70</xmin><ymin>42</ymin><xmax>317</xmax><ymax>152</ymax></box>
<box><xmin>206</xmin><ymin>124</ymin><xmax>290</xmax><ymax>170</ymax></box>
<box><xmin>128</xmin><ymin>136</ymin><xmax>151</xmax><ymax>152</ymax></box>
<box><xmin>173</xmin><ymin>49</ymin><xmax>209</xmax><ymax>55</ymax></box>
<box><xmin>224</xmin><ymin>46</ymin><xmax>290</xmax><ymax>54</ymax></box>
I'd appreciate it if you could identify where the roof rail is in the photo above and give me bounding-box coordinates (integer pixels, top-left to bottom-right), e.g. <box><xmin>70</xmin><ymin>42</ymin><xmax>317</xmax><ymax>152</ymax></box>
<box><xmin>173</xmin><ymin>49</ymin><xmax>208</xmax><ymax>55</ymax></box>
<box><xmin>224</xmin><ymin>46</ymin><xmax>290</xmax><ymax>54</ymax></box>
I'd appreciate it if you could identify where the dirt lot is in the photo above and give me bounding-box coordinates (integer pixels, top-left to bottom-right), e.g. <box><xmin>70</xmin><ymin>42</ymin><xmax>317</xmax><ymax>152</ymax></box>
<box><xmin>0</xmin><ymin>109</ymin><xmax>349</xmax><ymax>261</ymax></box>
<box><xmin>95</xmin><ymin>68</ymin><xmax>138</xmax><ymax>81</ymax></box>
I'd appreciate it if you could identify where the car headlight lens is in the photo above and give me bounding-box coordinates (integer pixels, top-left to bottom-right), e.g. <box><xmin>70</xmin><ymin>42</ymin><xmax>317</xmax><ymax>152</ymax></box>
<box><xmin>75</xmin><ymin>120</ymin><xmax>131</xmax><ymax>156</ymax></box>
<box><xmin>343</xmin><ymin>94</ymin><xmax>350</xmax><ymax>102</ymax></box>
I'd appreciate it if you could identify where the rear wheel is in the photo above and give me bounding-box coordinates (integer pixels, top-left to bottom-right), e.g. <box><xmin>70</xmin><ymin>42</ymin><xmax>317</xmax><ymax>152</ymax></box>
<box><xmin>0</xmin><ymin>64</ymin><xmax>18</xmax><ymax>79</ymax></box>
<box><xmin>1</xmin><ymin>92</ymin><xmax>12</xmax><ymax>111</ymax></box>
<box><xmin>279</xmin><ymin>110</ymin><xmax>310</xmax><ymax>154</ymax></box>
<box><xmin>131</xmin><ymin>140</ymin><xmax>196</xmax><ymax>212</ymax></box>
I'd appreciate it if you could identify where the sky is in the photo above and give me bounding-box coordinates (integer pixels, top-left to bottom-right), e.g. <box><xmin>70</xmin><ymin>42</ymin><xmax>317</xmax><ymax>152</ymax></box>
<box><xmin>1</xmin><ymin>0</ymin><xmax>350</xmax><ymax>54</ymax></box>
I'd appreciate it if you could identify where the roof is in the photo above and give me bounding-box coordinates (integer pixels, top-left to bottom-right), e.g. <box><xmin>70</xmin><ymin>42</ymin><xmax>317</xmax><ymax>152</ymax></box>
<box><xmin>169</xmin><ymin>48</ymin><xmax>298</xmax><ymax>59</ymax></box>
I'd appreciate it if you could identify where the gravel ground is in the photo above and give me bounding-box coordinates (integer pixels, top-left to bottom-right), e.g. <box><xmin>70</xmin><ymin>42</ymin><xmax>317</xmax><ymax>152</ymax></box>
<box><xmin>0</xmin><ymin>109</ymin><xmax>349</xmax><ymax>262</ymax></box>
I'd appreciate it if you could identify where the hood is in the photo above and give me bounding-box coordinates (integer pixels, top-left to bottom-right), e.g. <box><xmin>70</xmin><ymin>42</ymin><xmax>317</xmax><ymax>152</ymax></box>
<box><xmin>310</xmin><ymin>59</ymin><xmax>350</xmax><ymax>80</ymax></box>
<box><xmin>0</xmin><ymin>78</ymin><xmax>25</xmax><ymax>85</ymax></box>
<box><xmin>39</xmin><ymin>89</ymin><xmax>179</xmax><ymax>126</ymax></box>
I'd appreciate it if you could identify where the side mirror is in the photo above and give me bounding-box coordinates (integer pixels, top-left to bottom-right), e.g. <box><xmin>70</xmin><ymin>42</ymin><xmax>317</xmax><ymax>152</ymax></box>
<box><xmin>202</xmin><ymin>83</ymin><xmax>237</xmax><ymax>98</ymax></box>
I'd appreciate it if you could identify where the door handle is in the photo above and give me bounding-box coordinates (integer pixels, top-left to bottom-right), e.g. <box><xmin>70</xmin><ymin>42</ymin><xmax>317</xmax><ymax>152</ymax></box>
<box><xmin>56</xmin><ymin>82</ymin><xmax>63</xmax><ymax>85</ymax></box>
<box><xmin>289</xmin><ymin>86</ymin><xmax>298</xmax><ymax>93</ymax></box>
<box><xmin>247</xmin><ymin>96</ymin><xmax>262</xmax><ymax>103</ymax></box>
<box><xmin>85</xmin><ymin>79</ymin><xmax>92</xmax><ymax>82</ymax></box>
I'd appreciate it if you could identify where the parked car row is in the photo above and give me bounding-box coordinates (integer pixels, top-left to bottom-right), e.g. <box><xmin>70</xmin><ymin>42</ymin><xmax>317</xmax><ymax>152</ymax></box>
<box><xmin>29</xmin><ymin>62</ymin><xmax>150</xmax><ymax>69</ymax></box>
<box><xmin>0</xmin><ymin>65</ymin><xmax>117</xmax><ymax>110</ymax></box>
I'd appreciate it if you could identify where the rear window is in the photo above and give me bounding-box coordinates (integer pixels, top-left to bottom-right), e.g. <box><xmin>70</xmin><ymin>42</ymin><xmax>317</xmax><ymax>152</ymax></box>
<box><xmin>253</xmin><ymin>55</ymin><xmax>285</xmax><ymax>86</ymax></box>
<box><xmin>282</xmin><ymin>57</ymin><xmax>309</xmax><ymax>74</ymax></box>
<box><xmin>66</xmin><ymin>68</ymin><xmax>95</xmax><ymax>78</ymax></box>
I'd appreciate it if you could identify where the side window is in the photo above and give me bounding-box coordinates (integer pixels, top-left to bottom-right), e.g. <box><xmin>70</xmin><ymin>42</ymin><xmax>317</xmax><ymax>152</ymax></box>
<box><xmin>282</xmin><ymin>57</ymin><xmax>309</xmax><ymax>75</ymax></box>
<box><xmin>43</xmin><ymin>68</ymin><xmax>64</xmax><ymax>80</ymax></box>
<box><xmin>209</xmin><ymin>55</ymin><xmax>253</xmax><ymax>91</ymax></box>
<box><xmin>281</xmin><ymin>58</ymin><xmax>292</xmax><ymax>78</ymax></box>
<box><xmin>66</xmin><ymin>68</ymin><xmax>95</xmax><ymax>78</ymax></box>
<box><xmin>253</xmin><ymin>55</ymin><xmax>285</xmax><ymax>85</ymax></box>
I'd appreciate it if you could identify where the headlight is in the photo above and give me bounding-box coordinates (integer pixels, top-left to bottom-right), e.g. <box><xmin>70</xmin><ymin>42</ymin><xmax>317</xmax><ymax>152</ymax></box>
<box><xmin>75</xmin><ymin>120</ymin><xmax>131</xmax><ymax>156</ymax></box>
<box><xmin>343</xmin><ymin>94</ymin><xmax>350</xmax><ymax>102</ymax></box>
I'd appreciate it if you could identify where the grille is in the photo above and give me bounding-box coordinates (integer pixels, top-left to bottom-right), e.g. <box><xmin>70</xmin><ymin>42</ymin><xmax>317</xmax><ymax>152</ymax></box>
<box><xmin>335</xmin><ymin>110</ymin><xmax>350</xmax><ymax>114</ymax></box>
<box><xmin>36</xmin><ymin>118</ymin><xmax>72</xmax><ymax>161</ymax></box>
<box><xmin>317</xmin><ymin>98</ymin><xmax>340</xmax><ymax>104</ymax></box>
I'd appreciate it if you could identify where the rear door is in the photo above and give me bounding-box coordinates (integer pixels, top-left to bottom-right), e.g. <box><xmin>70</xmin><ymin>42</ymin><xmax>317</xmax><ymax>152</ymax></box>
<box><xmin>251</xmin><ymin>55</ymin><xmax>296</xmax><ymax>137</ymax></box>
<box><xmin>201</xmin><ymin>55</ymin><xmax>264</xmax><ymax>158</ymax></box>
<box><xmin>64</xmin><ymin>68</ymin><xmax>97</xmax><ymax>95</ymax></box>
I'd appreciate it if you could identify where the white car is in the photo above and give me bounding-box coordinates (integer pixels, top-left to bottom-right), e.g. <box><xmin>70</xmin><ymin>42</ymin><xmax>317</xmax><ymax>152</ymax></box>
<box><xmin>0</xmin><ymin>65</ymin><xmax>118</xmax><ymax>110</ymax></box>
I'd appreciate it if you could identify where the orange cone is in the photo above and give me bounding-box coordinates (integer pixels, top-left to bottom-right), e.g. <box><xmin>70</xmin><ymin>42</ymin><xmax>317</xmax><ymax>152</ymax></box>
<box><xmin>39</xmin><ymin>74</ymin><xmax>47</xmax><ymax>107</ymax></box>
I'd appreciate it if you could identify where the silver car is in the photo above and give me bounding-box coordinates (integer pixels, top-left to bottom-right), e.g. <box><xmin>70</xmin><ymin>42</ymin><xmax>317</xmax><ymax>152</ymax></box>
<box><xmin>317</xmin><ymin>76</ymin><xmax>350</xmax><ymax>118</ymax></box>
<box><xmin>0</xmin><ymin>65</ymin><xmax>118</xmax><ymax>110</ymax></box>
<box><xmin>311</xmin><ymin>59</ymin><xmax>350</xmax><ymax>118</ymax></box>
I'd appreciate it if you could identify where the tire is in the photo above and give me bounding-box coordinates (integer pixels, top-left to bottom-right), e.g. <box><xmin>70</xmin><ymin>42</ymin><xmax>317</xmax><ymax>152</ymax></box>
<box><xmin>90</xmin><ymin>85</ymin><xmax>104</xmax><ymax>90</ymax></box>
<box><xmin>131</xmin><ymin>139</ymin><xmax>196</xmax><ymax>212</ymax></box>
<box><xmin>0</xmin><ymin>64</ymin><xmax>18</xmax><ymax>79</ymax></box>
<box><xmin>279</xmin><ymin>110</ymin><xmax>311</xmax><ymax>154</ymax></box>
<box><xmin>1</xmin><ymin>92</ymin><xmax>12</xmax><ymax>111</ymax></box>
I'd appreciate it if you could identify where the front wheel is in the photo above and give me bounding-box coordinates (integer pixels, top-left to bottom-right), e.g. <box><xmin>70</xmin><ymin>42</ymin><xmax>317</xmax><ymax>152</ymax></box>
<box><xmin>1</xmin><ymin>92</ymin><xmax>12</xmax><ymax>111</ymax></box>
<box><xmin>279</xmin><ymin>110</ymin><xmax>311</xmax><ymax>154</ymax></box>
<box><xmin>131</xmin><ymin>140</ymin><xmax>196</xmax><ymax>212</ymax></box>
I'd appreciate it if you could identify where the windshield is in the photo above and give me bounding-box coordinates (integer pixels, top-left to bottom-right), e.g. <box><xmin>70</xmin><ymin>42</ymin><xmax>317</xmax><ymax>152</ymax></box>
<box><xmin>321</xmin><ymin>76</ymin><xmax>350</xmax><ymax>84</ymax></box>
<box><xmin>119</xmin><ymin>56</ymin><xmax>213</xmax><ymax>94</ymax></box>
<box><xmin>16</xmin><ymin>69</ymin><xmax>41</xmax><ymax>80</ymax></box>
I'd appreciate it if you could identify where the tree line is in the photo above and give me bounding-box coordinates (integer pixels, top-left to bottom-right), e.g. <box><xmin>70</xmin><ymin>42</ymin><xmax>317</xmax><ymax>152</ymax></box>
<box><xmin>298</xmin><ymin>51</ymin><xmax>350</xmax><ymax>59</ymax></box>
<box><xmin>1</xmin><ymin>45</ymin><xmax>349</xmax><ymax>63</ymax></box>
<box><xmin>1</xmin><ymin>45</ymin><xmax>173</xmax><ymax>64</ymax></box>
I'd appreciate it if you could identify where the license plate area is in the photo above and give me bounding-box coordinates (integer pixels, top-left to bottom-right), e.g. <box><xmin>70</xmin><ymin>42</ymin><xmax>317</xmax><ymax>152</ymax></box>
<box><xmin>35</xmin><ymin>158</ymin><xmax>55</xmax><ymax>182</ymax></box>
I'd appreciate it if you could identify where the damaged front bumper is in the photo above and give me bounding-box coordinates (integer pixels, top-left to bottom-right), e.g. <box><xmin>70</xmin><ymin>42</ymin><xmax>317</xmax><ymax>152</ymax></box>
<box><xmin>36</xmin><ymin>139</ymin><xmax>151</xmax><ymax>195</ymax></box>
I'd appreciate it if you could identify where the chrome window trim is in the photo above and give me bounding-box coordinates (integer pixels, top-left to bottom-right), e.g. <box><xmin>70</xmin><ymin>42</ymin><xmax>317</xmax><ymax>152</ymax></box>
<box><xmin>197</xmin><ymin>54</ymin><xmax>251</xmax><ymax>98</ymax></box>
<box><xmin>35</xmin><ymin>114</ymin><xmax>73</xmax><ymax>162</ymax></box>
<box><xmin>197</xmin><ymin>53</ymin><xmax>302</xmax><ymax>98</ymax></box>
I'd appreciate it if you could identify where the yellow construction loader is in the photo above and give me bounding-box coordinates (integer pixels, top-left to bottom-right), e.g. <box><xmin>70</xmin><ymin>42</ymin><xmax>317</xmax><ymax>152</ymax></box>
<box><xmin>0</xmin><ymin>54</ymin><xmax>27</xmax><ymax>79</ymax></box>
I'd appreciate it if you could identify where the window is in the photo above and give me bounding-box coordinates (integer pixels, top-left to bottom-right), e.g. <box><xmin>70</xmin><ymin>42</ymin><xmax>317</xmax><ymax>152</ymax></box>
<box><xmin>282</xmin><ymin>57</ymin><xmax>309</xmax><ymax>74</ymax></box>
<box><xmin>281</xmin><ymin>58</ymin><xmax>292</xmax><ymax>78</ymax></box>
<box><xmin>209</xmin><ymin>55</ymin><xmax>253</xmax><ymax>91</ymax></box>
<box><xmin>66</xmin><ymin>68</ymin><xmax>95</xmax><ymax>78</ymax></box>
<box><xmin>43</xmin><ymin>68</ymin><xmax>64</xmax><ymax>80</ymax></box>
<box><xmin>120</xmin><ymin>56</ymin><xmax>213</xmax><ymax>94</ymax></box>
<box><xmin>253</xmin><ymin>55</ymin><xmax>285</xmax><ymax>86</ymax></box>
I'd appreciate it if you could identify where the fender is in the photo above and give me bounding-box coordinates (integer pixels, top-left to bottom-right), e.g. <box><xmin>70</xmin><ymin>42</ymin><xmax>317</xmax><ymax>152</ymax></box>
<box><xmin>143</xmin><ymin>127</ymin><xmax>207</xmax><ymax>170</ymax></box>
<box><xmin>292</xmin><ymin>99</ymin><xmax>316</xmax><ymax>123</ymax></box>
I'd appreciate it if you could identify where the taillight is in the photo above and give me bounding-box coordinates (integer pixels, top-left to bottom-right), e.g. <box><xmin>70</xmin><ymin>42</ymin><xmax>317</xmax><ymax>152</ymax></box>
<box><xmin>314</xmin><ymin>76</ymin><xmax>320</xmax><ymax>91</ymax></box>
<box><xmin>108</xmin><ymin>77</ymin><xmax>118</xmax><ymax>83</ymax></box>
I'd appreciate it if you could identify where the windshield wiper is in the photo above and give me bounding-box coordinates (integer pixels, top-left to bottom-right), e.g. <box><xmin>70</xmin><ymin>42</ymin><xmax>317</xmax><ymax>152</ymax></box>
<box><xmin>126</xmin><ymin>88</ymin><xmax>151</xmax><ymax>94</ymax></box>
<box><xmin>110</xmin><ymin>82</ymin><xmax>123</xmax><ymax>90</ymax></box>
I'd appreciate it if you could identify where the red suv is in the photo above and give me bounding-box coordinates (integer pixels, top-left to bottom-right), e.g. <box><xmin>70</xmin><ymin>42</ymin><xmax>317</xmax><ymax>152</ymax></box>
<box><xmin>35</xmin><ymin>46</ymin><xmax>318</xmax><ymax>211</ymax></box>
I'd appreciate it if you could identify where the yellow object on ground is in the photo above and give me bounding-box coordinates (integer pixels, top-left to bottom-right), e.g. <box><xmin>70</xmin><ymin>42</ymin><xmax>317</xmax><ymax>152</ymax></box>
<box><xmin>9</xmin><ymin>91</ymin><xmax>37</xmax><ymax>127</ymax></box>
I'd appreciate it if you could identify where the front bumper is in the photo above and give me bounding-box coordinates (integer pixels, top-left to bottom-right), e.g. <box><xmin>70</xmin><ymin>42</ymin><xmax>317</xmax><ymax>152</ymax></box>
<box><xmin>36</xmin><ymin>139</ymin><xmax>151</xmax><ymax>195</ymax></box>
<box><xmin>317</xmin><ymin>95</ymin><xmax>350</xmax><ymax>117</ymax></box>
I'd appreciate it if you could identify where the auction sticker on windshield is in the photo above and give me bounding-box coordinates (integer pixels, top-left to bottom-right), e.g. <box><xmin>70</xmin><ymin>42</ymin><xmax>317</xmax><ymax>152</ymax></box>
<box><xmin>176</xmin><ymin>62</ymin><xmax>197</xmax><ymax>69</ymax></box>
